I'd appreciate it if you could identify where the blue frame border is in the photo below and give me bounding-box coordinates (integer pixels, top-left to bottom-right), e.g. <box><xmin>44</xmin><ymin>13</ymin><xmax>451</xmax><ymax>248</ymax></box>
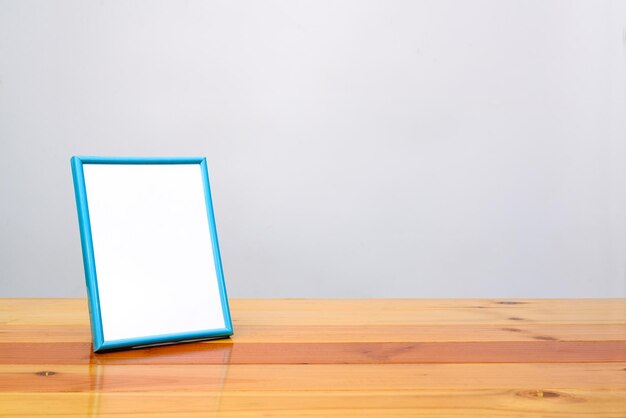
<box><xmin>71</xmin><ymin>156</ymin><xmax>233</xmax><ymax>352</ymax></box>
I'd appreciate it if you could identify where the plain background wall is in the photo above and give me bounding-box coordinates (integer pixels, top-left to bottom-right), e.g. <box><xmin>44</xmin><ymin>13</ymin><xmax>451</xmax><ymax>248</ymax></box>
<box><xmin>1</xmin><ymin>0</ymin><xmax>625</xmax><ymax>298</ymax></box>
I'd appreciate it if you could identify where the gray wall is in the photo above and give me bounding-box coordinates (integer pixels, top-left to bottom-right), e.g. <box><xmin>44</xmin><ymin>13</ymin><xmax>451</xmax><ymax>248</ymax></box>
<box><xmin>1</xmin><ymin>0</ymin><xmax>625</xmax><ymax>298</ymax></box>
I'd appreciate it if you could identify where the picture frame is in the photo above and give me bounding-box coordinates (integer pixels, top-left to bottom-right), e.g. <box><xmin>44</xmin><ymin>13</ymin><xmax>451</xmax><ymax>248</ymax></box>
<box><xmin>71</xmin><ymin>156</ymin><xmax>233</xmax><ymax>352</ymax></box>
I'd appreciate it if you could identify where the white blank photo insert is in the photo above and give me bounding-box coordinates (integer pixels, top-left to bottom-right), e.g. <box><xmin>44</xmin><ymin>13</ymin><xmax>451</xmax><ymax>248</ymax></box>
<box><xmin>83</xmin><ymin>164</ymin><xmax>225</xmax><ymax>341</ymax></box>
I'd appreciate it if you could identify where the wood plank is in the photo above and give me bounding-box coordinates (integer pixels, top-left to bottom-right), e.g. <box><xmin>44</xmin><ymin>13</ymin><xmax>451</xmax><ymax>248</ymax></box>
<box><xmin>2</xmin><ymin>324</ymin><xmax>625</xmax><ymax>343</ymax></box>
<box><xmin>0</xmin><ymin>341</ymin><xmax>624</xmax><ymax>365</ymax></box>
<box><xmin>2</xmin><ymin>390</ymin><xmax>626</xmax><ymax>417</ymax></box>
<box><xmin>229</xmin><ymin>299</ymin><xmax>626</xmax><ymax>325</ymax></box>
<box><xmin>1</xmin><ymin>299</ymin><xmax>624</xmax><ymax>343</ymax></box>
<box><xmin>1</xmin><ymin>364</ymin><xmax>625</xmax><ymax>417</ymax></box>
<box><xmin>2</xmin><ymin>299</ymin><xmax>625</xmax><ymax>327</ymax></box>
<box><xmin>1</xmin><ymin>363</ymin><xmax>625</xmax><ymax>392</ymax></box>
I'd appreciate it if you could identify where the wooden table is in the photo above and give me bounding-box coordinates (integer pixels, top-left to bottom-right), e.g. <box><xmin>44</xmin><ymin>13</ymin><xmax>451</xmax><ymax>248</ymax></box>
<box><xmin>1</xmin><ymin>299</ymin><xmax>625</xmax><ymax>417</ymax></box>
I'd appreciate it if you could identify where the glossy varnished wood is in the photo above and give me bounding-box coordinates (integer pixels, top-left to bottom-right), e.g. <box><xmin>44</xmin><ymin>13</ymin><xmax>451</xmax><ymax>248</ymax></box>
<box><xmin>0</xmin><ymin>299</ymin><xmax>625</xmax><ymax>417</ymax></box>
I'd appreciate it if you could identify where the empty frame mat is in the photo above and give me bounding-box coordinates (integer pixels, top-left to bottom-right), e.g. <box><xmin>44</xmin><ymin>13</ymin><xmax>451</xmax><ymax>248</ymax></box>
<box><xmin>71</xmin><ymin>157</ymin><xmax>232</xmax><ymax>352</ymax></box>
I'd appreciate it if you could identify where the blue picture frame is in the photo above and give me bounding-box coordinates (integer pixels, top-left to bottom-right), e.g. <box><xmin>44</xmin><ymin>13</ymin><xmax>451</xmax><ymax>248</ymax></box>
<box><xmin>71</xmin><ymin>156</ymin><xmax>233</xmax><ymax>352</ymax></box>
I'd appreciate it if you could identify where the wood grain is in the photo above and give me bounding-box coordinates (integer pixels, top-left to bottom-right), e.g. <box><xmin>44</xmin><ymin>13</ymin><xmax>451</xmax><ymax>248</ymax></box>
<box><xmin>1</xmin><ymin>341</ymin><xmax>625</xmax><ymax>365</ymax></box>
<box><xmin>2</xmin><ymin>299</ymin><xmax>625</xmax><ymax>342</ymax></box>
<box><xmin>2</xmin><ymin>363</ymin><xmax>625</xmax><ymax>392</ymax></box>
<box><xmin>0</xmin><ymin>298</ymin><xmax>625</xmax><ymax>417</ymax></box>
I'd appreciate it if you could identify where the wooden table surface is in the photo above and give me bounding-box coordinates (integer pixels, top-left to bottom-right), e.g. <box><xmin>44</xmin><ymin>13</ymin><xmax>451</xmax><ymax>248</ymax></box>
<box><xmin>0</xmin><ymin>298</ymin><xmax>625</xmax><ymax>417</ymax></box>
